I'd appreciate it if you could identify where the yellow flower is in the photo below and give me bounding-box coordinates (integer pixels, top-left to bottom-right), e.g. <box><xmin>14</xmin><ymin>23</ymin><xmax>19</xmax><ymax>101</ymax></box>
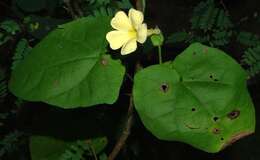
<box><xmin>106</xmin><ymin>8</ymin><xmax>147</xmax><ymax>55</ymax></box>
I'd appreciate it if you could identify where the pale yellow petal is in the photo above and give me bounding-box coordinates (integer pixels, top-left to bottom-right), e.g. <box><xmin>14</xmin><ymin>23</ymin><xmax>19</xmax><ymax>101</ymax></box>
<box><xmin>106</xmin><ymin>31</ymin><xmax>131</xmax><ymax>50</ymax></box>
<box><xmin>111</xmin><ymin>11</ymin><xmax>133</xmax><ymax>31</ymax></box>
<box><xmin>137</xmin><ymin>23</ymin><xmax>147</xmax><ymax>43</ymax></box>
<box><xmin>121</xmin><ymin>38</ymin><xmax>137</xmax><ymax>55</ymax></box>
<box><xmin>129</xmin><ymin>8</ymin><xmax>144</xmax><ymax>30</ymax></box>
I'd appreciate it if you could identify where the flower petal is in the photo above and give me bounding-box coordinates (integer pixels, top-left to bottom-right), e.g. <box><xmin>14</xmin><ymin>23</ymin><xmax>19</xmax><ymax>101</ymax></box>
<box><xmin>106</xmin><ymin>31</ymin><xmax>131</xmax><ymax>50</ymax></box>
<box><xmin>129</xmin><ymin>8</ymin><xmax>144</xmax><ymax>30</ymax></box>
<box><xmin>137</xmin><ymin>23</ymin><xmax>147</xmax><ymax>43</ymax></box>
<box><xmin>121</xmin><ymin>38</ymin><xmax>137</xmax><ymax>55</ymax></box>
<box><xmin>111</xmin><ymin>11</ymin><xmax>133</xmax><ymax>31</ymax></box>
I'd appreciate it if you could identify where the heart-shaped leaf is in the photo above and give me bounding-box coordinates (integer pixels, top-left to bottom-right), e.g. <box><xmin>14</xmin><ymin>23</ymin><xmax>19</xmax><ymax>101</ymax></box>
<box><xmin>9</xmin><ymin>16</ymin><xmax>125</xmax><ymax>108</ymax></box>
<box><xmin>133</xmin><ymin>43</ymin><xmax>255</xmax><ymax>153</ymax></box>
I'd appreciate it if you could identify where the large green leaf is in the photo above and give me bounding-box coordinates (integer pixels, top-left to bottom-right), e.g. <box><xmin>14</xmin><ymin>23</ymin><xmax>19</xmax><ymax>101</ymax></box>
<box><xmin>30</xmin><ymin>136</ymin><xmax>107</xmax><ymax>160</ymax></box>
<box><xmin>9</xmin><ymin>16</ymin><xmax>125</xmax><ymax>108</ymax></box>
<box><xmin>133</xmin><ymin>43</ymin><xmax>255</xmax><ymax>153</ymax></box>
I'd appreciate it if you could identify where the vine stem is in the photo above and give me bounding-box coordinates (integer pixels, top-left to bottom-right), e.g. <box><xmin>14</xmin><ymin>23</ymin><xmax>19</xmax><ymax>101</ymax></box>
<box><xmin>108</xmin><ymin>96</ymin><xmax>134</xmax><ymax>160</ymax></box>
<box><xmin>158</xmin><ymin>45</ymin><xmax>162</xmax><ymax>64</ymax></box>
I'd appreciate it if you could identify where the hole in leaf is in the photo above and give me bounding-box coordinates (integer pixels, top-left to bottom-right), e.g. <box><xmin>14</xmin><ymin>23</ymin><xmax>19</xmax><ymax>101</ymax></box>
<box><xmin>221</xmin><ymin>137</ymin><xmax>224</xmax><ymax>141</ymax></box>
<box><xmin>214</xmin><ymin>79</ymin><xmax>219</xmax><ymax>82</ymax></box>
<box><xmin>213</xmin><ymin>128</ymin><xmax>220</xmax><ymax>134</ymax></box>
<box><xmin>180</xmin><ymin>76</ymin><xmax>183</xmax><ymax>82</ymax></box>
<box><xmin>227</xmin><ymin>110</ymin><xmax>240</xmax><ymax>120</ymax></box>
<box><xmin>191</xmin><ymin>108</ymin><xmax>196</xmax><ymax>112</ymax></box>
<box><xmin>160</xmin><ymin>83</ymin><xmax>169</xmax><ymax>93</ymax></box>
<box><xmin>213</xmin><ymin>117</ymin><xmax>219</xmax><ymax>122</ymax></box>
<box><xmin>209</xmin><ymin>75</ymin><xmax>213</xmax><ymax>79</ymax></box>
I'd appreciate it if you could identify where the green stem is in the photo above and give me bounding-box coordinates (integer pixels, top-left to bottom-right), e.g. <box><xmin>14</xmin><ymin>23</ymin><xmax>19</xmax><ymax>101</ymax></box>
<box><xmin>158</xmin><ymin>45</ymin><xmax>162</xmax><ymax>64</ymax></box>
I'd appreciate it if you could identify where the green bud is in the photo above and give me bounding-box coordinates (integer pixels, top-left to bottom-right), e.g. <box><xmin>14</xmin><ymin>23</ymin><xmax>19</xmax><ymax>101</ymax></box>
<box><xmin>151</xmin><ymin>33</ymin><xmax>164</xmax><ymax>46</ymax></box>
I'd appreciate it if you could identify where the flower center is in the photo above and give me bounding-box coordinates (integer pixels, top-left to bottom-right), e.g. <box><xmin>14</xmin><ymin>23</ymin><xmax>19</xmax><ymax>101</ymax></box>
<box><xmin>128</xmin><ymin>29</ymin><xmax>137</xmax><ymax>39</ymax></box>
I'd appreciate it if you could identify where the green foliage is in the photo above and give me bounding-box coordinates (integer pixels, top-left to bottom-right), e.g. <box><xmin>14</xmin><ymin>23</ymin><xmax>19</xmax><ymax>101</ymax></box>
<box><xmin>91</xmin><ymin>7</ymin><xmax>114</xmax><ymax>17</ymax></box>
<box><xmin>168</xmin><ymin>0</ymin><xmax>233</xmax><ymax>47</ymax></box>
<box><xmin>0</xmin><ymin>20</ymin><xmax>21</xmax><ymax>35</ymax></box>
<box><xmin>30</xmin><ymin>136</ymin><xmax>107</xmax><ymax>160</ymax></box>
<box><xmin>237</xmin><ymin>31</ymin><xmax>260</xmax><ymax>47</ymax></box>
<box><xmin>60</xmin><ymin>141</ymin><xmax>88</xmax><ymax>160</ymax></box>
<box><xmin>116</xmin><ymin>0</ymin><xmax>133</xmax><ymax>10</ymax></box>
<box><xmin>12</xmin><ymin>39</ymin><xmax>31</xmax><ymax>70</ymax></box>
<box><xmin>0</xmin><ymin>20</ymin><xmax>20</xmax><ymax>45</ymax></box>
<box><xmin>211</xmin><ymin>30</ymin><xmax>232</xmax><ymax>46</ymax></box>
<box><xmin>237</xmin><ymin>32</ymin><xmax>260</xmax><ymax>77</ymax></box>
<box><xmin>166</xmin><ymin>31</ymin><xmax>190</xmax><ymax>44</ymax></box>
<box><xmin>9</xmin><ymin>16</ymin><xmax>125</xmax><ymax>108</ymax></box>
<box><xmin>215</xmin><ymin>10</ymin><xmax>233</xmax><ymax>30</ymax></box>
<box><xmin>190</xmin><ymin>0</ymin><xmax>233</xmax><ymax>46</ymax></box>
<box><xmin>0</xmin><ymin>131</ymin><xmax>24</xmax><ymax>157</ymax></box>
<box><xmin>60</xmin><ymin>138</ymin><xmax>107</xmax><ymax>160</ymax></box>
<box><xmin>191</xmin><ymin>0</ymin><xmax>219</xmax><ymax>31</ymax></box>
<box><xmin>133</xmin><ymin>43</ymin><xmax>255</xmax><ymax>153</ymax></box>
<box><xmin>242</xmin><ymin>46</ymin><xmax>260</xmax><ymax>77</ymax></box>
<box><xmin>190</xmin><ymin>0</ymin><xmax>232</xmax><ymax>31</ymax></box>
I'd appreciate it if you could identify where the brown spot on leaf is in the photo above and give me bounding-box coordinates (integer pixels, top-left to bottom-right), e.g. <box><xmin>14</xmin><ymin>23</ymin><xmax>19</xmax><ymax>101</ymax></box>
<box><xmin>203</xmin><ymin>48</ymin><xmax>208</xmax><ymax>53</ymax></box>
<box><xmin>221</xmin><ymin>132</ymin><xmax>253</xmax><ymax>149</ymax></box>
<box><xmin>212</xmin><ymin>128</ymin><xmax>221</xmax><ymax>134</ymax></box>
<box><xmin>213</xmin><ymin>117</ymin><xmax>219</xmax><ymax>122</ymax></box>
<box><xmin>160</xmin><ymin>83</ymin><xmax>169</xmax><ymax>93</ymax></box>
<box><xmin>53</xmin><ymin>80</ymin><xmax>59</xmax><ymax>87</ymax></box>
<box><xmin>227</xmin><ymin>110</ymin><xmax>240</xmax><ymax>120</ymax></box>
<box><xmin>101</xmin><ymin>58</ymin><xmax>108</xmax><ymax>66</ymax></box>
<box><xmin>185</xmin><ymin>123</ymin><xmax>200</xmax><ymax>129</ymax></box>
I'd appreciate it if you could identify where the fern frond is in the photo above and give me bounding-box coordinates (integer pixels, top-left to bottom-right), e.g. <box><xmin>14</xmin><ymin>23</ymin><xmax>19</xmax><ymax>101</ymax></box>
<box><xmin>166</xmin><ymin>31</ymin><xmax>190</xmax><ymax>44</ymax></box>
<box><xmin>116</xmin><ymin>0</ymin><xmax>133</xmax><ymax>9</ymax></box>
<box><xmin>242</xmin><ymin>46</ymin><xmax>260</xmax><ymax>77</ymax></box>
<box><xmin>211</xmin><ymin>30</ymin><xmax>232</xmax><ymax>46</ymax></box>
<box><xmin>0</xmin><ymin>20</ymin><xmax>20</xmax><ymax>35</ymax></box>
<box><xmin>237</xmin><ymin>31</ymin><xmax>260</xmax><ymax>47</ymax></box>
<box><xmin>216</xmin><ymin>10</ymin><xmax>233</xmax><ymax>29</ymax></box>
<box><xmin>91</xmin><ymin>7</ymin><xmax>114</xmax><ymax>17</ymax></box>
<box><xmin>0</xmin><ymin>131</ymin><xmax>24</xmax><ymax>157</ymax></box>
<box><xmin>191</xmin><ymin>0</ymin><xmax>232</xmax><ymax>31</ymax></box>
<box><xmin>60</xmin><ymin>141</ymin><xmax>88</xmax><ymax>160</ymax></box>
<box><xmin>12</xmin><ymin>39</ymin><xmax>31</xmax><ymax>70</ymax></box>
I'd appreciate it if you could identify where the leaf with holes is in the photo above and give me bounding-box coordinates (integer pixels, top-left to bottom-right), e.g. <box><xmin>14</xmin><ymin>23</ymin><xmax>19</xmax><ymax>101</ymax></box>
<box><xmin>133</xmin><ymin>43</ymin><xmax>255</xmax><ymax>153</ymax></box>
<box><xmin>9</xmin><ymin>16</ymin><xmax>125</xmax><ymax>109</ymax></box>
